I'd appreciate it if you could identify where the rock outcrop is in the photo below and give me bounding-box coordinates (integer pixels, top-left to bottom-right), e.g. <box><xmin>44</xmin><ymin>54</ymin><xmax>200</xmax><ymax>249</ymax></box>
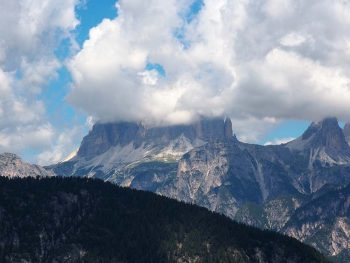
<box><xmin>0</xmin><ymin>153</ymin><xmax>54</xmax><ymax>178</ymax></box>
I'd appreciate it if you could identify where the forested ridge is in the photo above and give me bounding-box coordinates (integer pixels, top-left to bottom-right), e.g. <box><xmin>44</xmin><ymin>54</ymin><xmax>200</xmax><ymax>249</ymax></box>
<box><xmin>0</xmin><ymin>176</ymin><xmax>329</xmax><ymax>262</ymax></box>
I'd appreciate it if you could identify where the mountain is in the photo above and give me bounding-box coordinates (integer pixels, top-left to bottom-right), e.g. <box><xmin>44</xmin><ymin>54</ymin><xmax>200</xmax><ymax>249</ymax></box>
<box><xmin>49</xmin><ymin>117</ymin><xmax>232</xmax><ymax>184</ymax></box>
<box><xmin>0</xmin><ymin>176</ymin><xmax>328</xmax><ymax>263</ymax></box>
<box><xmin>343</xmin><ymin>122</ymin><xmax>350</xmax><ymax>146</ymax></box>
<box><xmin>162</xmin><ymin>117</ymin><xmax>350</xmax><ymax>222</ymax></box>
<box><xmin>0</xmin><ymin>153</ymin><xmax>54</xmax><ymax>178</ymax></box>
<box><xmin>287</xmin><ymin>117</ymin><xmax>350</xmax><ymax>164</ymax></box>
<box><xmin>284</xmin><ymin>183</ymin><xmax>350</xmax><ymax>263</ymax></box>
<box><xmin>47</xmin><ymin>116</ymin><xmax>350</xmax><ymax>261</ymax></box>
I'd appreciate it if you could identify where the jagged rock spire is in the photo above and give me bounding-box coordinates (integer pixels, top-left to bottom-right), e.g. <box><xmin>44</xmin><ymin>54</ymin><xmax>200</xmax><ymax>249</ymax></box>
<box><xmin>224</xmin><ymin>117</ymin><xmax>233</xmax><ymax>140</ymax></box>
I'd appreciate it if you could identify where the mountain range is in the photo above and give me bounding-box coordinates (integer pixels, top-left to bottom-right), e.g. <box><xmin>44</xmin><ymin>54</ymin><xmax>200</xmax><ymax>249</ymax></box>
<box><xmin>45</xmin><ymin>116</ymin><xmax>350</xmax><ymax>261</ymax></box>
<box><xmin>1</xmin><ymin>116</ymin><xmax>350</xmax><ymax>261</ymax></box>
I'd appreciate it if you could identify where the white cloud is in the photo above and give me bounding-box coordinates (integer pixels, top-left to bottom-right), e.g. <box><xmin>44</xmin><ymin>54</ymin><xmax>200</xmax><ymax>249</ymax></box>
<box><xmin>68</xmin><ymin>0</ymin><xmax>350</xmax><ymax>142</ymax></box>
<box><xmin>0</xmin><ymin>0</ymin><xmax>80</xmax><ymax>157</ymax></box>
<box><xmin>280</xmin><ymin>32</ymin><xmax>307</xmax><ymax>47</ymax></box>
<box><xmin>265</xmin><ymin>137</ymin><xmax>295</xmax><ymax>146</ymax></box>
<box><xmin>36</xmin><ymin>126</ymin><xmax>84</xmax><ymax>165</ymax></box>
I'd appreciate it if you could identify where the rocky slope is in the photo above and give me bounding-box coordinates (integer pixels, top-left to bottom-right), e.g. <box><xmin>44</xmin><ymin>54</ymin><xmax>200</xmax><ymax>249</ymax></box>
<box><xmin>47</xmin><ymin>116</ymin><xmax>350</xmax><ymax>261</ymax></box>
<box><xmin>0</xmin><ymin>153</ymin><xmax>54</xmax><ymax>178</ymax></box>
<box><xmin>284</xmin><ymin>183</ymin><xmax>350</xmax><ymax>262</ymax></box>
<box><xmin>0</xmin><ymin>176</ymin><xmax>328</xmax><ymax>263</ymax></box>
<box><xmin>161</xmin><ymin>117</ymin><xmax>350</xmax><ymax>228</ymax></box>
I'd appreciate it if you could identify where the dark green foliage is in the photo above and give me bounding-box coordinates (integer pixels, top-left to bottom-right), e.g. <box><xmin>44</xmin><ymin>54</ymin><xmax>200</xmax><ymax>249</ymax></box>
<box><xmin>0</xmin><ymin>176</ymin><xmax>328</xmax><ymax>263</ymax></box>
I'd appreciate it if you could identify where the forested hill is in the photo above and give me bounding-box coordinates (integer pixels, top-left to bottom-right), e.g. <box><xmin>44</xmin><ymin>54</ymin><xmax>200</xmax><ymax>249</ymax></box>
<box><xmin>0</xmin><ymin>177</ymin><xmax>328</xmax><ymax>263</ymax></box>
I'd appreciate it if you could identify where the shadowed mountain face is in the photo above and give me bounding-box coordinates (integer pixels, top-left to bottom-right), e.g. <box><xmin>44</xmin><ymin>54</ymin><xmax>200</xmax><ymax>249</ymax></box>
<box><xmin>343</xmin><ymin>122</ymin><xmax>350</xmax><ymax>146</ymax></box>
<box><xmin>45</xmin><ymin>116</ymin><xmax>350</xmax><ymax>261</ymax></box>
<box><xmin>0</xmin><ymin>177</ymin><xmax>328</xmax><ymax>263</ymax></box>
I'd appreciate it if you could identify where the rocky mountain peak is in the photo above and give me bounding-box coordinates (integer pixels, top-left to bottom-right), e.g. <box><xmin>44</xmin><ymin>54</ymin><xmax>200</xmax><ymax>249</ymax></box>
<box><xmin>224</xmin><ymin>117</ymin><xmax>233</xmax><ymax>139</ymax></box>
<box><xmin>0</xmin><ymin>152</ymin><xmax>54</xmax><ymax>178</ymax></box>
<box><xmin>77</xmin><ymin>117</ymin><xmax>233</xmax><ymax>160</ymax></box>
<box><xmin>287</xmin><ymin>117</ymin><xmax>350</xmax><ymax>154</ymax></box>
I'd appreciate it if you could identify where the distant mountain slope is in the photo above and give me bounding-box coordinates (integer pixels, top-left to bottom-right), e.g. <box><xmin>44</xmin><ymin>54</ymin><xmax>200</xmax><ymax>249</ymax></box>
<box><xmin>0</xmin><ymin>177</ymin><xmax>328</xmax><ymax>263</ymax></box>
<box><xmin>284</xmin><ymin>183</ymin><xmax>350</xmax><ymax>262</ymax></box>
<box><xmin>0</xmin><ymin>153</ymin><xmax>54</xmax><ymax>178</ymax></box>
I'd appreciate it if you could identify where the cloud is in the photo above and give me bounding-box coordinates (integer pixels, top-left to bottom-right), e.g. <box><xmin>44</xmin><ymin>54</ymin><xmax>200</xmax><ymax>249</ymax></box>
<box><xmin>36</xmin><ymin>126</ymin><xmax>84</xmax><ymax>165</ymax></box>
<box><xmin>264</xmin><ymin>137</ymin><xmax>295</xmax><ymax>146</ymax></box>
<box><xmin>0</xmin><ymin>0</ymin><xmax>80</xmax><ymax>157</ymax></box>
<box><xmin>68</xmin><ymin>0</ymin><xmax>350</xmax><ymax>141</ymax></box>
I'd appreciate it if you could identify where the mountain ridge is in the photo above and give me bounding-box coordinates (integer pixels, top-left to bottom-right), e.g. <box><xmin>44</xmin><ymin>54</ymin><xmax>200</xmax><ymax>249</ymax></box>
<box><xmin>0</xmin><ymin>176</ymin><xmax>328</xmax><ymax>263</ymax></box>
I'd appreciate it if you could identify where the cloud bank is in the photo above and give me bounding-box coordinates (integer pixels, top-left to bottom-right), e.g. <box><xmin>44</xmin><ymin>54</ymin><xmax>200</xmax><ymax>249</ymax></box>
<box><xmin>0</xmin><ymin>0</ymin><xmax>79</xmax><ymax>158</ymax></box>
<box><xmin>68</xmin><ymin>0</ymin><xmax>350</xmax><ymax>141</ymax></box>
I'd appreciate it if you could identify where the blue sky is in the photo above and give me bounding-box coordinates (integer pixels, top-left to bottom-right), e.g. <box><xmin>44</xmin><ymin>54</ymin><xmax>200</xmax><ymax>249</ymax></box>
<box><xmin>2</xmin><ymin>0</ymin><xmax>350</xmax><ymax>164</ymax></box>
<box><xmin>21</xmin><ymin>0</ymin><xmax>119</xmax><ymax>162</ymax></box>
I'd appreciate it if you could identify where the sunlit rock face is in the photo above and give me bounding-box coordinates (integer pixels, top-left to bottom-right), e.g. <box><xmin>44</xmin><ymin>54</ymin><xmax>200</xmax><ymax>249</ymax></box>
<box><xmin>0</xmin><ymin>153</ymin><xmax>54</xmax><ymax>178</ymax></box>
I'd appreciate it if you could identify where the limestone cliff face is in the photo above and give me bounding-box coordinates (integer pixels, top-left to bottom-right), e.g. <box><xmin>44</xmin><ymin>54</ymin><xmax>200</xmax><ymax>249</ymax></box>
<box><xmin>77</xmin><ymin>117</ymin><xmax>233</xmax><ymax>160</ymax></box>
<box><xmin>0</xmin><ymin>153</ymin><xmax>54</xmax><ymax>178</ymax></box>
<box><xmin>165</xmin><ymin>141</ymin><xmax>239</xmax><ymax>218</ymax></box>
<box><xmin>50</xmin><ymin>117</ymin><xmax>233</xmax><ymax>180</ymax></box>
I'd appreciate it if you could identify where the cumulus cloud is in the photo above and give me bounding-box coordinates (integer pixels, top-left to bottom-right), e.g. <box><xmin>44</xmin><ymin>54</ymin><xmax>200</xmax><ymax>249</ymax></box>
<box><xmin>68</xmin><ymin>0</ymin><xmax>350</xmax><ymax>141</ymax></box>
<box><xmin>36</xmin><ymin>126</ymin><xmax>84</xmax><ymax>165</ymax></box>
<box><xmin>0</xmin><ymin>0</ymin><xmax>80</xmax><ymax>158</ymax></box>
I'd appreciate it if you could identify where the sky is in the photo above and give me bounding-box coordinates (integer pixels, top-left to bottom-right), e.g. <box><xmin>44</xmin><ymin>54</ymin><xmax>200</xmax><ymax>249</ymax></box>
<box><xmin>1</xmin><ymin>0</ymin><xmax>350</xmax><ymax>164</ymax></box>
